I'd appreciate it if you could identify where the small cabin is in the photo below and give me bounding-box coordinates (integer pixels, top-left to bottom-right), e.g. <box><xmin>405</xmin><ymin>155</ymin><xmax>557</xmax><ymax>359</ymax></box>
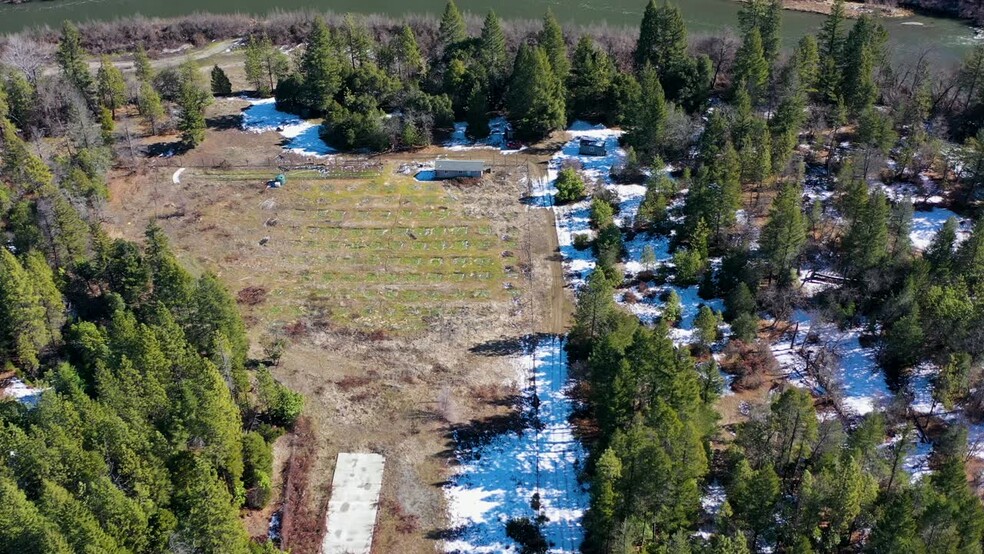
<box><xmin>433</xmin><ymin>159</ymin><xmax>490</xmax><ymax>179</ymax></box>
<box><xmin>579</xmin><ymin>138</ymin><xmax>607</xmax><ymax>157</ymax></box>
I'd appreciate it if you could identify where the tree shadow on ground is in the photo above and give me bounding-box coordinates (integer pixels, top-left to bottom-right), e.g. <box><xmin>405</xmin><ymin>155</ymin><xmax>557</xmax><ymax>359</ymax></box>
<box><xmin>206</xmin><ymin>113</ymin><xmax>243</xmax><ymax>131</ymax></box>
<box><xmin>469</xmin><ymin>336</ymin><xmax>525</xmax><ymax>357</ymax></box>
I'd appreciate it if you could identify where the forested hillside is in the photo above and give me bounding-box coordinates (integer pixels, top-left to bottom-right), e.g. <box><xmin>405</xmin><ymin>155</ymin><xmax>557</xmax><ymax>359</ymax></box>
<box><xmin>0</xmin><ymin>23</ymin><xmax>300</xmax><ymax>553</ymax></box>
<box><xmin>5</xmin><ymin>0</ymin><xmax>984</xmax><ymax>551</ymax></box>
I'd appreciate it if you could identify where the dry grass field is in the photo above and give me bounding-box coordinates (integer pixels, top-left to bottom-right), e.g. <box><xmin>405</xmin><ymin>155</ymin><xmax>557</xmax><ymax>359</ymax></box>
<box><xmin>148</xmin><ymin>165</ymin><xmax>514</xmax><ymax>335</ymax></box>
<box><xmin>102</xmin><ymin>89</ymin><xmax>572</xmax><ymax>551</ymax></box>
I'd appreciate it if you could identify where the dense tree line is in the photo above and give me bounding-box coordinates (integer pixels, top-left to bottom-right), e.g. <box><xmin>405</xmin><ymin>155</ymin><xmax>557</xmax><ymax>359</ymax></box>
<box><xmin>0</xmin><ymin>23</ymin><xmax>298</xmax><ymax>553</ymax></box>
<box><xmin>561</xmin><ymin>0</ymin><xmax>984</xmax><ymax>552</ymax></box>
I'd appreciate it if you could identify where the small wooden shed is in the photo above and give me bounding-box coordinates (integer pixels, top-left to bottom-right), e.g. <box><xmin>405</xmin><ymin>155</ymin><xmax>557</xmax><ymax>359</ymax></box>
<box><xmin>433</xmin><ymin>159</ymin><xmax>490</xmax><ymax>179</ymax></box>
<box><xmin>579</xmin><ymin>138</ymin><xmax>607</xmax><ymax>157</ymax></box>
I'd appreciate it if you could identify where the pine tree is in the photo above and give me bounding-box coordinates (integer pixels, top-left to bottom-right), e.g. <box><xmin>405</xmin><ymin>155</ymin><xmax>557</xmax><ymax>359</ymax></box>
<box><xmin>842</xmin><ymin>189</ymin><xmax>889</xmax><ymax>277</ymax></box>
<box><xmin>172</xmin><ymin>457</ymin><xmax>251</xmax><ymax>554</ymax></box>
<box><xmin>37</xmin><ymin>480</ymin><xmax>122</xmax><ymax>552</ymax></box>
<box><xmin>341</xmin><ymin>14</ymin><xmax>373</xmax><ymax>70</ymax></box>
<box><xmin>465</xmin><ymin>80</ymin><xmax>490</xmax><ymax>139</ymax></box>
<box><xmin>926</xmin><ymin>216</ymin><xmax>958</xmax><ymax>271</ymax></box>
<box><xmin>888</xmin><ymin>196</ymin><xmax>914</xmax><ymax>260</ymax></box>
<box><xmin>393</xmin><ymin>25</ymin><xmax>425</xmax><ymax>81</ymax></box>
<box><xmin>591</xmin><ymin>447</ymin><xmax>623</xmax><ymax>544</ymax></box>
<box><xmin>134</xmin><ymin>44</ymin><xmax>154</xmax><ymax>83</ymax></box>
<box><xmin>867</xmin><ymin>491</ymin><xmax>924</xmax><ymax>553</ymax></box>
<box><xmin>505</xmin><ymin>44</ymin><xmax>566</xmax><ymax>141</ymax></box>
<box><xmin>3</xmin><ymin>71</ymin><xmax>34</xmax><ymax>130</ymax></box>
<box><xmin>96</xmin><ymin>56</ymin><xmax>126</xmax><ymax>118</ymax></box>
<box><xmin>0</xmin><ymin>248</ymin><xmax>51</xmax><ymax>373</ymax></box>
<box><xmin>761</xmin><ymin>0</ymin><xmax>783</xmax><ymax>65</ymax></box>
<box><xmin>694</xmin><ymin>304</ymin><xmax>718</xmax><ymax>346</ymax></box>
<box><xmin>795</xmin><ymin>35</ymin><xmax>820</xmax><ymax>94</ymax></box>
<box><xmin>567</xmin><ymin>36</ymin><xmax>616</xmax><ymax>123</ymax></box>
<box><xmin>1</xmin><ymin>119</ymin><xmax>54</xmax><ymax>193</ymax></box>
<box><xmin>760</xmin><ymin>183</ymin><xmax>807</xmax><ymax>284</ymax></box>
<box><xmin>555</xmin><ymin>167</ymin><xmax>586</xmax><ymax>203</ymax></box>
<box><xmin>634</xmin><ymin>0</ymin><xmax>690</xmax><ymax>98</ymax></box>
<box><xmin>299</xmin><ymin>17</ymin><xmax>343</xmax><ymax>113</ymax></box>
<box><xmin>732</xmin><ymin>463</ymin><xmax>779</xmax><ymax>548</ymax></box>
<box><xmin>539</xmin><ymin>9</ymin><xmax>570</xmax><ymax>82</ymax></box>
<box><xmin>570</xmin><ymin>269</ymin><xmax>617</xmax><ymax>350</ymax></box>
<box><xmin>664</xmin><ymin>289</ymin><xmax>683</xmax><ymax>325</ymax></box>
<box><xmin>733</xmin><ymin>28</ymin><xmax>769</xmax><ymax>101</ymax></box>
<box><xmin>210</xmin><ymin>65</ymin><xmax>232</xmax><ymax>96</ymax></box>
<box><xmin>56</xmin><ymin>21</ymin><xmax>94</xmax><ymax>105</ymax></box>
<box><xmin>624</xmin><ymin>64</ymin><xmax>666</xmax><ymax>162</ymax></box>
<box><xmin>176</xmin><ymin>62</ymin><xmax>211</xmax><ymax>148</ymax></box>
<box><xmin>0</xmin><ymin>477</ymin><xmax>73</xmax><ymax>553</ymax></box>
<box><xmin>438</xmin><ymin>0</ymin><xmax>467</xmax><ymax>55</ymax></box>
<box><xmin>816</xmin><ymin>0</ymin><xmax>847</xmax><ymax>103</ymax></box>
<box><xmin>23</xmin><ymin>251</ymin><xmax>65</xmax><ymax>346</ymax></box>
<box><xmin>478</xmin><ymin>12</ymin><xmax>507</xmax><ymax>84</ymax></box>
<box><xmin>137</xmin><ymin>82</ymin><xmax>165</xmax><ymax>135</ymax></box>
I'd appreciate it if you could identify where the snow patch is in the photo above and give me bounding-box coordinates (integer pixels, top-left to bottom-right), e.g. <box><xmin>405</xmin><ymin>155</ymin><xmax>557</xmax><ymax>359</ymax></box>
<box><xmin>240</xmin><ymin>97</ymin><xmax>338</xmax><ymax>157</ymax></box>
<box><xmin>444</xmin><ymin>337</ymin><xmax>588</xmax><ymax>553</ymax></box>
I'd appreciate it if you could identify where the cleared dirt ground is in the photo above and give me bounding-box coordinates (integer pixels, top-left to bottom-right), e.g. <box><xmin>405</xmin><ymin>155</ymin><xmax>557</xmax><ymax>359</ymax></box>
<box><xmin>102</xmin><ymin>92</ymin><xmax>573</xmax><ymax>552</ymax></box>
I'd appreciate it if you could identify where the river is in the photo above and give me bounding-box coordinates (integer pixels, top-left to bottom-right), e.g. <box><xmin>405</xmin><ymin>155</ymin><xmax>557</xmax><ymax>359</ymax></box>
<box><xmin>0</xmin><ymin>0</ymin><xmax>978</xmax><ymax>64</ymax></box>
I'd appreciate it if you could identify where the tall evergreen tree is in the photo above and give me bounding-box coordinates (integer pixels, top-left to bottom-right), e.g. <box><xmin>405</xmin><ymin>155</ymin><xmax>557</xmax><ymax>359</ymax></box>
<box><xmin>56</xmin><ymin>21</ymin><xmax>94</xmax><ymax>105</ymax></box>
<box><xmin>816</xmin><ymin>0</ymin><xmax>847</xmax><ymax>103</ymax></box>
<box><xmin>567</xmin><ymin>36</ymin><xmax>616</xmax><ymax>123</ymax></box>
<box><xmin>478</xmin><ymin>12</ymin><xmax>508</xmax><ymax>84</ymax></box>
<box><xmin>623</xmin><ymin>64</ymin><xmax>667</xmax><ymax>162</ymax></box>
<box><xmin>210</xmin><ymin>65</ymin><xmax>232</xmax><ymax>97</ymax></box>
<box><xmin>733</xmin><ymin>28</ymin><xmax>769</xmax><ymax>101</ymax></box>
<box><xmin>96</xmin><ymin>56</ymin><xmax>126</xmax><ymax>118</ymax></box>
<box><xmin>176</xmin><ymin>63</ymin><xmax>211</xmax><ymax>148</ymax></box>
<box><xmin>393</xmin><ymin>25</ymin><xmax>425</xmax><ymax>81</ymax></box>
<box><xmin>539</xmin><ymin>9</ymin><xmax>570</xmax><ymax>82</ymax></box>
<box><xmin>760</xmin><ymin>183</ymin><xmax>807</xmax><ymax>284</ymax></box>
<box><xmin>505</xmin><ymin>44</ymin><xmax>566</xmax><ymax>141</ymax></box>
<box><xmin>133</xmin><ymin>44</ymin><xmax>154</xmax><ymax>83</ymax></box>
<box><xmin>0</xmin><ymin>248</ymin><xmax>51</xmax><ymax>372</ymax></box>
<box><xmin>299</xmin><ymin>17</ymin><xmax>343</xmax><ymax>113</ymax></box>
<box><xmin>634</xmin><ymin>0</ymin><xmax>690</xmax><ymax>99</ymax></box>
<box><xmin>437</xmin><ymin>0</ymin><xmax>467</xmax><ymax>55</ymax></box>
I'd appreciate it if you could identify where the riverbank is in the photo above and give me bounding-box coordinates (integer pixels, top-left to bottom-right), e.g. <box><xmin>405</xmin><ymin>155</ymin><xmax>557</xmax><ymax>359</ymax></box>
<box><xmin>0</xmin><ymin>0</ymin><xmax>977</xmax><ymax>63</ymax></box>
<box><xmin>781</xmin><ymin>0</ymin><xmax>913</xmax><ymax>18</ymax></box>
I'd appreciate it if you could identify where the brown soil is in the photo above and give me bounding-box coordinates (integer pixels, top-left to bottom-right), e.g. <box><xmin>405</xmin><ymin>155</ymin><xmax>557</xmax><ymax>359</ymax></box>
<box><xmin>101</xmin><ymin>97</ymin><xmax>572</xmax><ymax>552</ymax></box>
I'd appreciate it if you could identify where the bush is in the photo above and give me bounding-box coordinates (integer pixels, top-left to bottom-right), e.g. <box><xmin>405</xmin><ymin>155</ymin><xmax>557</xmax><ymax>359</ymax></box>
<box><xmin>271</xmin><ymin>388</ymin><xmax>304</xmax><ymax>428</ymax></box>
<box><xmin>572</xmin><ymin>233</ymin><xmax>592</xmax><ymax>251</ymax></box>
<box><xmin>672</xmin><ymin>248</ymin><xmax>704</xmax><ymax>286</ymax></box>
<box><xmin>505</xmin><ymin>517</ymin><xmax>548</xmax><ymax>554</ymax></box>
<box><xmin>555</xmin><ymin>167</ymin><xmax>586</xmax><ymax>204</ymax></box>
<box><xmin>590</xmin><ymin>197</ymin><xmax>614</xmax><ymax>229</ymax></box>
<box><xmin>731</xmin><ymin>312</ymin><xmax>759</xmax><ymax>342</ymax></box>
<box><xmin>242</xmin><ymin>431</ymin><xmax>274</xmax><ymax>508</ymax></box>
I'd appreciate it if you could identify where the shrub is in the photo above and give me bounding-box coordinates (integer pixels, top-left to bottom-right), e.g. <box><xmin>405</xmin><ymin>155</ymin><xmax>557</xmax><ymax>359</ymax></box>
<box><xmin>555</xmin><ymin>167</ymin><xmax>586</xmax><ymax>204</ymax></box>
<box><xmin>505</xmin><ymin>517</ymin><xmax>548</xmax><ymax>554</ymax></box>
<box><xmin>590</xmin><ymin>197</ymin><xmax>614</xmax><ymax>229</ymax></box>
<box><xmin>731</xmin><ymin>312</ymin><xmax>759</xmax><ymax>343</ymax></box>
<box><xmin>572</xmin><ymin>233</ymin><xmax>592</xmax><ymax>251</ymax></box>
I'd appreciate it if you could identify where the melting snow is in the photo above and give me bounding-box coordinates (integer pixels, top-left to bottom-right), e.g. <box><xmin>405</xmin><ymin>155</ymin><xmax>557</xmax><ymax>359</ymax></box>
<box><xmin>1</xmin><ymin>377</ymin><xmax>44</xmax><ymax>408</ymax></box>
<box><xmin>910</xmin><ymin>206</ymin><xmax>971</xmax><ymax>251</ymax></box>
<box><xmin>240</xmin><ymin>98</ymin><xmax>338</xmax><ymax>157</ymax></box>
<box><xmin>444</xmin><ymin>337</ymin><xmax>588</xmax><ymax>553</ymax></box>
<box><xmin>444</xmin><ymin>117</ymin><xmax>520</xmax><ymax>152</ymax></box>
<box><xmin>771</xmin><ymin>310</ymin><xmax>890</xmax><ymax>416</ymax></box>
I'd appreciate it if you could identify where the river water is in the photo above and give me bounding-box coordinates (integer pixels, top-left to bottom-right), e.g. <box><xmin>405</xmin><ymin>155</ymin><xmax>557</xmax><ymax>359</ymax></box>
<box><xmin>0</xmin><ymin>0</ymin><xmax>977</xmax><ymax>63</ymax></box>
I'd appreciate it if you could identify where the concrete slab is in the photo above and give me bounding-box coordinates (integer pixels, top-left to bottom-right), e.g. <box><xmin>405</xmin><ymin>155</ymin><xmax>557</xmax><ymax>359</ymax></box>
<box><xmin>322</xmin><ymin>452</ymin><xmax>385</xmax><ymax>554</ymax></box>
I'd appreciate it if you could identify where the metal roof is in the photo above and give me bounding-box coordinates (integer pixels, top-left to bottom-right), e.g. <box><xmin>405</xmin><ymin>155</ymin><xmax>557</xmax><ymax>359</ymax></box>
<box><xmin>434</xmin><ymin>159</ymin><xmax>488</xmax><ymax>171</ymax></box>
